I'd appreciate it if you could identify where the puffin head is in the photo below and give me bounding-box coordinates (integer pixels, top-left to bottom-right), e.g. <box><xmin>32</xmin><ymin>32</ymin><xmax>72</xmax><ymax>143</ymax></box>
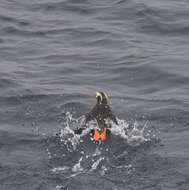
<box><xmin>93</xmin><ymin>91</ymin><xmax>108</xmax><ymax>105</ymax></box>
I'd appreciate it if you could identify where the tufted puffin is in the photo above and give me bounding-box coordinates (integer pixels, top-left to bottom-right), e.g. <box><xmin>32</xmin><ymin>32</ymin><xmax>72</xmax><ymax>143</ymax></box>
<box><xmin>74</xmin><ymin>92</ymin><xmax>118</xmax><ymax>141</ymax></box>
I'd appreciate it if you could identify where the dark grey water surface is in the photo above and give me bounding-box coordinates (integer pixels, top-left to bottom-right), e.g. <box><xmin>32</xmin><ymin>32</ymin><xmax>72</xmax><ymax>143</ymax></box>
<box><xmin>0</xmin><ymin>0</ymin><xmax>189</xmax><ymax>189</ymax></box>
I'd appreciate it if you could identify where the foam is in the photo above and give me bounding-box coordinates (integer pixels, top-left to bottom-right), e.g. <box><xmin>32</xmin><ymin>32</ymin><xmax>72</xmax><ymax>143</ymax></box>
<box><xmin>72</xmin><ymin>157</ymin><xmax>84</xmax><ymax>172</ymax></box>
<box><xmin>51</xmin><ymin>166</ymin><xmax>70</xmax><ymax>173</ymax></box>
<box><xmin>89</xmin><ymin>157</ymin><xmax>104</xmax><ymax>172</ymax></box>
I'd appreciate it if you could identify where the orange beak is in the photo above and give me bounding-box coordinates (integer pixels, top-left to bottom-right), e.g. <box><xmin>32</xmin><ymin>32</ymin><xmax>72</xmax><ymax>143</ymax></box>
<box><xmin>93</xmin><ymin>93</ymin><xmax>96</xmax><ymax>99</ymax></box>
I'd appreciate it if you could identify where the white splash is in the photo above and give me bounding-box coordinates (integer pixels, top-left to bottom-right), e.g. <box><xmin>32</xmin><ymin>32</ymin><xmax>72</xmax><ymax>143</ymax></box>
<box><xmin>48</xmin><ymin>111</ymin><xmax>158</xmax><ymax>188</ymax></box>
<box><xmin>72</xmin><ymin>157</ymin><xmax>84</xmax><ymax>172</ymax></box>
<box><xmin>55</xmin><ymin>185</ymin><xmax>64</xmax><ymax>190</ymax></box>
<box><xmin>58</xmin><ymin>112</ymin><xmax>157</xmax><ymax>149</ymax></box>
<box><xmin>99</xmin><ymin>165</ymin><xmax>108</xmax><ymax>176</ymax></box>
<box><xmin>51</xmin><ymin>166</ymin><xmax>70</xmax><ymax>173</ymax></box>
<box><xmin>127</xmin><ymin>120</ymin><xmax>152</xmax><ymax>146</ymax></box>
<box><xmin>89</xmin><ymin>157</ymin><xmax>104</xmax><ymax>172</ymax></box>
<box><xmin>110</xmin><ymin>118</ymin><xmax>157</xmax><ymax>146</ymax></box>
<box><xmin>59</xmin><ymin>112</ymin><xmax>82</xmax><ymax>151</ymax></box>
<box><xmin>111</xmin><ymin>118</ymin><xmax>129</xmax><ymax>139</ymax></box>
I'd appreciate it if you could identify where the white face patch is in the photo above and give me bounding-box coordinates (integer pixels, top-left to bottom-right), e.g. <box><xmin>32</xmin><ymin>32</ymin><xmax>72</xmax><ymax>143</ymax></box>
<box><xmin>103</xmin><ymin>92</ymin><xmax>108</xmax><ymax>101</ymax></box>
<box><xmin>96</xmin><ymin>92</ymin><xmax>103</xmax><ymax>103</ymax></box>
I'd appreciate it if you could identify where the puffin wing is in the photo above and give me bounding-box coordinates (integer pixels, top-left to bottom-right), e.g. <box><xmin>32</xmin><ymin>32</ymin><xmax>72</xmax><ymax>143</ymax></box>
<box><xmin>74</xmin><ymin>106</ymin><xmax>97</xmax><ymax>134</ymax></box>
<box><xmin>106</xmin><ymin>106</ymin><xmax>118</xmax><ymax>125</ymax></box>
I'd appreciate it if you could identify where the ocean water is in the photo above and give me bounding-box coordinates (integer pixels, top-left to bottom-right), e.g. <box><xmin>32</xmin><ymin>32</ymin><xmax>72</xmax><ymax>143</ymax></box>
<box><xmin>0</xmin><ymin>0</ymin><xmax>189</xmax><ymax>189</ymax></box>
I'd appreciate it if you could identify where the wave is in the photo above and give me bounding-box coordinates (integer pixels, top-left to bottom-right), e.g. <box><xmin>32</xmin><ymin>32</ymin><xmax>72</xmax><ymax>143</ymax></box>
<box><xmin>135</xmin><ymin>3</ymin><xmax>189</xmax><ymax>35</ymax></box>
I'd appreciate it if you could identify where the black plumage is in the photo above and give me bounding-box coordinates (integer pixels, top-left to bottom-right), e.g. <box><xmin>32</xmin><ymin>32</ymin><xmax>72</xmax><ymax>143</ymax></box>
<box><xmin>74</xmin><ymin>92</ymin><xmax>118</xmax><ymax>135</ymax></box>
